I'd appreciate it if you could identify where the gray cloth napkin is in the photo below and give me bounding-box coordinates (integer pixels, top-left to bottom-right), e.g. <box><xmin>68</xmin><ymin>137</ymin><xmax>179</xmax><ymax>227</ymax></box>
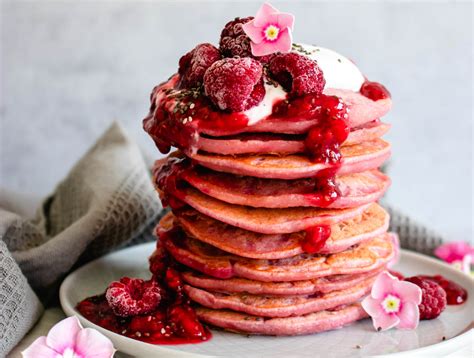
<box><xmin>0</xmin><ymin>122</ymin><xmax>443</xmax><ymax>357</ymax></box>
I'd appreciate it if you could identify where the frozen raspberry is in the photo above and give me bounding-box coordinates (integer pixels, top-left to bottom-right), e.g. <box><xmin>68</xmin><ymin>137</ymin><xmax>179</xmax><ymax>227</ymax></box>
<box><xmin>219</xmin><ymin>17</ymin><xmax>253</xmax><ymax>58</ymax></box>
<box><xmin>405</xmin><ymin>276</ymin><xmax>447</xmax><ymax>320</ymax></box>
<box><xmin>203</xmin><ymin>57</ymin><xmax>265</xmax><ymax>112</ymax></box>
<box><xmin>178</xmin><ymin>43</ymin><xmax>221</xmax><ymax>88</ymax></box>
<box><xmin>268</xmin><ymin>53</ymin><xmax>325</xmax><ymax>97</ymax></box>
<box><xmin>105</xmin><ymin>277</ymin><xmax>162</xmax><ymax>317</ymax></box>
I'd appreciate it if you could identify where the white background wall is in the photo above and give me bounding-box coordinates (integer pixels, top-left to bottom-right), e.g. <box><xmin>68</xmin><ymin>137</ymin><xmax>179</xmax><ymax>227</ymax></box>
<box><xmin>1</xmin><ymin>0</ymin><xmax>472</xmax><ymax>242</ymax></box>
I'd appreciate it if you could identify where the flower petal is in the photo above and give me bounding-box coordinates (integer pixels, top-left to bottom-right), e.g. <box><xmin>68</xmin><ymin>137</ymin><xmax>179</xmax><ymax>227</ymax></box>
<box><xmin>22</xmin><ymin>336</ymin><xmax>58</xmax><ymax>358</ymax></box>
<box><xmin>371</xmin><ymin>271</ymin><xmax>397</xmax><ymax>299</ymax></box>
<box><xmin>361</xmin><ymin>296</ymin><xmax>384</xmax><ymax>318</ymax></box>
<box><xmin>397</xmin><ymin>301</ymin><xmax>420</xmax><ymax>330</ymax></box>
<box><xmin>372</xmin><ymin>313</ymin><xmax>400</xmax><ymax>331</ymax></box>
<box><xmin>242</xmin><ymin>21</ymin><xmax>264</xmax><ymax>43</ymax></box>
<box><xmin>275</xmin><ymin>28</ymin><xmax>292</xmax><ymax>53</ymax></box>
<box><xmin>74</xmin><ymin>328</ymin><xmax>116</xmax><ymax>358</ymax></box>
<box><xmin>254</xmin><ymin>3</ymin><xmax>279</xmax><ymax>27</ymax></box>
<box><xmin>435</xmin><ymin>241</ymin><xmax>474</xmax><ymax>263</ymax></box>
<box><xmin>46</xmin><ymin>316</ymin><xmax>82</xmax><ymax>354</ymax></box>
<box><xmin>393</xmin><ymin>280</ymin><xmax>422</xmax><ymax>305</ymax></box>
<box><xmin>276</xmin><ymin>13</ymin><xmax>295</xmax><ymax>30</ymax></box>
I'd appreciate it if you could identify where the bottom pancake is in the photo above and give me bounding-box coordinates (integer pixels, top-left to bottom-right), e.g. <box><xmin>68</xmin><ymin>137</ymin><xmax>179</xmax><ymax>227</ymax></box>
<box><xmin>184</xmin><ymin>277</ymin><xmax>373</xmax><ymax>317</ymax></box>
<box><xmin>196</xmin><ymin>303</ymin><xmax>368</xmax><ymax>336</ymax></box>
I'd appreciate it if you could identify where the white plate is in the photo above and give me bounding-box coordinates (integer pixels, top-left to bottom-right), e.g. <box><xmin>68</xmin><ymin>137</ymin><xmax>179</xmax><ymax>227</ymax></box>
<box><xmin>60</xmin><ymin>243</ymin><xmax>473</xmax><ymax>357</ymax></box>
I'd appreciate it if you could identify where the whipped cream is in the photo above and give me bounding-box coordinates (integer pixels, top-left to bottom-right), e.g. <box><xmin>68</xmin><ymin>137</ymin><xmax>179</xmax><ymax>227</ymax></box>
<box><xmin>292</xmin><ymin>44</ymin><xmax>365</xmax><ymax>92</ymax></box>
<box><xmin>244</xmin><ymin>82</ymin><xmax>287</xmax><ymax>126</ymax></box>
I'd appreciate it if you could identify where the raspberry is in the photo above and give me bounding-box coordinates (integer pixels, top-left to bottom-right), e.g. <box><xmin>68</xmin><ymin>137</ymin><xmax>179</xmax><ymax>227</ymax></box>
<box><xmin>405</xmin><ymin>276</ymin><xmax>447</xmax><ymax>320</ymax></box>
<box><xmin>268</xmin><ymin>53</ymin><xmax>325</xmax><ymax>97</ymax></box>
<box><xmin>105</xmin><ymin>277</ymin><xmax>162</xmax><ymax>317</ymax></box>
<box><xmin>178</xmin><ymin>43</ymin><xmax>221</xmax><ymax>88</ymax></box>
<box><xmin>219</xmin><ymin>17</ymin><xmax>254</xmax><ymax>58</ymax></box>
<box><xmin>204</xmin><ymin>57</ymin><xmax>265</xmax><ymax>112</ymax></box>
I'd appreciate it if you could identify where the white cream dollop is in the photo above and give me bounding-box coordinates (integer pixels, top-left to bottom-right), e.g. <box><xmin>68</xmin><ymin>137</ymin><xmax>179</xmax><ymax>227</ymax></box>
<box><xmin>244</xmin><ymin>82</ymin><xmax>287</xmax><ymax>126</ymax></box>
<box><xmin>293</xmin><ymin>44</ymin><xmax>365</xmax><ymax>92</ymax></box>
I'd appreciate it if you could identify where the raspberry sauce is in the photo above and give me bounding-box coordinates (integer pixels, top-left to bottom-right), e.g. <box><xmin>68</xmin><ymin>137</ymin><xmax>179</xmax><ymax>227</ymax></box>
<box><xmin>143</xmin><ymin>75</ymin><xmax>249</xmax><ymax>154</ymax></box>
<box><xmin>301</xmin><ymin>225</ymin><xmax>332</xmax><ymax>254</ymax></box>
<box><xmin>153</xmin><ymin>156</ymin><xmax>192</xmax><ymax>210</ymax></box>
<box><xmin>421</xmin><ymin>275</ymin><xmax>468</xmax><ymax>305</ymax></box>
<box><xmin>76</xmin><ymin>251</ymin><xmax>211</xmax><ymax>345</ymax></box>
<box><xmin>360</xmin><ymin>81</ymin><xmax>391</xmax><ymax>101</ymax></box>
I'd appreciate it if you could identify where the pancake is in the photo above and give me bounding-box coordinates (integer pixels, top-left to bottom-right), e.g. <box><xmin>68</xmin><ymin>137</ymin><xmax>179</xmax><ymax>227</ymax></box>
<box><xmin>181</xmin><ymin>268</ymin><xmax>383</xmax><ymax>296</ymax></box>
<box><xmin>188</xmin><ymin>139</ymin><xmax>391</xmax><ymax>180</ymax></box>
<box><xmin>184</xmin><ymin>277</ymin><xmax>373</xmax><ymax>317</ymax></box>
<box><xmin>196</xmin><ymin>303</ymin><xmax>368</xmax><ymax>336</ymax></box>
<box><xmin>182</xmin><ymin>168</ymin><xmax>390</xmax><ymax>209</ymax></box>
<box><xmin>196</xmin><ymin>121</ymin><xmax>390</xmax><ymax>155</ymax></box>
<box><xmin>173</xmin><ymin>187</ymin><xmax>371</xmax><ymax>234</ymax></box>
<box><xmin>160</xmin><ymin>231</ymin><xmax>395</xmax><ymax>281</ymax></box>
<box><xmin>199</xmin><ymin>89</ymin><xmax>391</xmax><ymax>137</ymax></box>
<box><xmin>172</xmin><ymin>204</ymin><xmax>389</xmax><ymax>258</ymax></box>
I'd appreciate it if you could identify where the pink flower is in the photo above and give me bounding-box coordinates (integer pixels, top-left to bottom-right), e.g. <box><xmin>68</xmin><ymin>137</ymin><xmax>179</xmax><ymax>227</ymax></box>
<box><xmin>242</xmin><ymin>3</ymin><xmax>295</xmax><ymax>57</ymax></box>
<box><xmin>435</xmin><ymin>241</ymin><xmax>474</xmax><ymax>275</ymax></box>
<box><xmin>22</xmin><ymin>316</ymin><xmax>115</xmax><ymax>358</ymax></box>
<box><xmin>362</xmin><ymin>271</ymin><xmax>422</xmax><ymax>331</ymax></box>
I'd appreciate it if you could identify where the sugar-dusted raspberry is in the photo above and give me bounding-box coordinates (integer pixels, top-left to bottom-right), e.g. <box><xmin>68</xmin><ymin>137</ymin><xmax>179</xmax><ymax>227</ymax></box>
<box><xmin>105</xmin><ymin>277</ymin><xmax>162</xmax><ymax>317</ymax></box>
<box><xmin>178</xmin><ymin>43</ymin><xmax>221</xmax><ymax>88</ymax></box>
<box><xmin>219</xmin><ymin>17</ymin><xmax>253</xmax><ymax>58</ymax></box>
<box><xmin>405</xmin><ymin>276</ymin><xmax>447</xmax><ymax>320</ymax></box>
<box><xmin>268</xmin><ymin>53</ymin><xmax>325</xmax><ymax>97</ymax></box>
<box><xmin>203</xmin><ymin>57</ymin><xmax>265</xmax><ymax>112</ymax></box>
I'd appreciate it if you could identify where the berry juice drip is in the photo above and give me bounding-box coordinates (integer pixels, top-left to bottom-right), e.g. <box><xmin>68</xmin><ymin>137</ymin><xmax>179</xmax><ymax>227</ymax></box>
<box><xmin>153</xmin><ymin>156</ymin><xmax>192</xmax><ymax>210</ymax></box>
<box><xmin>421</xmin><ymin>275</ymin><xmax>468</xmax><ymax>305</ymax></box>
<box><xmin>360</xmin><ymin>81</ymin><xmax>391</xmax><ymax>101</ymax></box>
<box><xmin>301</xmin><ymin>225</ymin><xmax>332</xmax><ymax>254</ymax></box>
<box><xmin>76</xmin><ymin>237</ymin><xmax>211</xmax><ymax>345</ymax></box>
<box><xmin>143</xmin><ymin>75</ymin><xmax>249</xmax><ymax>155</ymax></box>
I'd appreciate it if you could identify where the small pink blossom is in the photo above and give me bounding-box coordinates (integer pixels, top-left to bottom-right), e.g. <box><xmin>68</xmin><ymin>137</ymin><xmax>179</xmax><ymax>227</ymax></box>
<box><xmin>435</xmin><ymin>241</ymin><xmax>474</xmax><ymax>275</ymax></box>
<box><xmin>22</xmin><ymin>316</ymin><xmax>115</xmax><ymax>358</ymax></box>
<box><xmin>362</xmin><ymin>271</ymin><xmax>422</xmax><ymax>331</ymax></box>
<box><xmin>242</xmin><ymin>3</ymin><xmax>295</xmax><ymax>57</ymax></box>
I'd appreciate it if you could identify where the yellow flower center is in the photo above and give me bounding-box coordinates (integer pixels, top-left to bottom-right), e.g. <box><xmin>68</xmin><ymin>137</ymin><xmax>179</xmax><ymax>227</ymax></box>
<box><xmin>381</xmin><ymin>294</ymin><xmax>401</xmax><ymax>313</ymax></box>
<box><xmin>264</xmin><ymin>25</ymin><xmax>280</xmax><ymax>41</ymax></box>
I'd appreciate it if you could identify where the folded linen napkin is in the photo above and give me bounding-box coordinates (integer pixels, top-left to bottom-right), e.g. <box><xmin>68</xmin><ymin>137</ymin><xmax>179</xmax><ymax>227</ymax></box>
<box><xmin>0</xmin><ymin>122</ymin><xmax>442</xmax><ymax>356</ymax></box>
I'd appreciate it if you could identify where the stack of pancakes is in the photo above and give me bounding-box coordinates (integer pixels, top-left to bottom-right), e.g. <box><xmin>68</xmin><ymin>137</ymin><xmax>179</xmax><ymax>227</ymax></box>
<box><xmin>149</xmin><ymin>87</ymin><xmax>396</xmax><ymax>336</ymax></box>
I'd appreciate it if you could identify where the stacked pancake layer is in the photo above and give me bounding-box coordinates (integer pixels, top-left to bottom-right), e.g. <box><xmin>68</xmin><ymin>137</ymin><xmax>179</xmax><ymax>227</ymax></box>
<box><xmin>148</xmin><ymin>84</ymin><xmax>395</xmax><ymax>336</ymax></box>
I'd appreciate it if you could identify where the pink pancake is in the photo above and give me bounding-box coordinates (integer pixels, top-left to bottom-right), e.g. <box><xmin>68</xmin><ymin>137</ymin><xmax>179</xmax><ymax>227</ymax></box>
<box><xmin>196</xmin><ymin>121</ymin><xmax>390</xmax><ymax>155</ymax></box>
<box><xmin>189</xmin><ymin>139</ymin><xmax>391</xmax><ymax>180</ymax></box>
<box><xmin>173</xmin><ymin>204</ymin><xmax>389</xmax><ymax>258</ymax></box>
<box><xmin>199</xmin><ymin>89</ymin><xmax>391</xmax><ymax>137</ymax></box>
<box><xmin>183</xmin><ymin>168</ymin><xmax>390</xmax><ymax>209</ymax></box>
<box><xmin>196</xmin><ymin>303</ymin><xmax>368</xmax><ymax>336</ymax></box>
<box><xmin>181</xmin><ymin>268</ymin><xmax>383</xmax><ymax>296</ymax></box>
<box><xmin>175</xmin><ymin>187</ymin><xmax>371</xmax><ymax>234</ymax></box>
<box><xmin>160</xmin><ymin>232</ymin><xmax>395</xmax><ymax>281</ymax></box>
<box><xmin>185</xmin><ymin>277</ymin><xmax>373</xmax><ymax>318</ymax></box>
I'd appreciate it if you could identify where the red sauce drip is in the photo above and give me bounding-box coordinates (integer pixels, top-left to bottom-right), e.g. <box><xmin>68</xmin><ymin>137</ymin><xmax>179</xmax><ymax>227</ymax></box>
<box><xmin>301</xmin><ymin>225</ymin><xmax>332</xmax><ymax>254</ymax></box>
<box><xmin>303</xmin><ymin>168</ymin><xmax>342</xmax><ymax>207</ymax></box>
<box><xmin>143</xmin><ymin>75</ymin><xmax>249</xmax><ymax>154</ymax></box>
<box><xmin>153</xmin><ymin>156</ymin><xmax>192</xmax><ymax>210</ymax></box>
<box><xmin>360</xmin><ymin>81</ymin><xmax>391</xmax><ymax>101</ymax></box>
<box><xmin>76</xmin><ymin>246</ymin><xmax>211</xmax><ymax>345</ymax></box>
<box><xmin>421</xmin><ymin>275</ymin><xmax>468</xmax><ymax>305</ymax></box>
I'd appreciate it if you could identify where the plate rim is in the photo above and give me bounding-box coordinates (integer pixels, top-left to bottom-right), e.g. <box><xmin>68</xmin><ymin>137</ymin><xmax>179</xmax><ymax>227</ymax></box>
<box><xmin>59</xmin><ymin>243</ymin><xmax>474</xmax><ymax>357</ymax></box>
